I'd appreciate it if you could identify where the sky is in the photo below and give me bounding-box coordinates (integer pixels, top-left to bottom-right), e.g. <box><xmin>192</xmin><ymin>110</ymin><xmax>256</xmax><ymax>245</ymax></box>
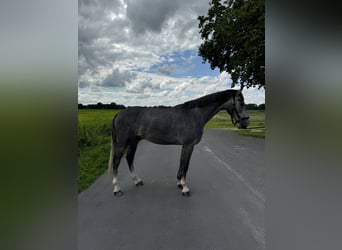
<box><xmin>78</xmin><ymin>0</ymin><xmax>265</xmax><ymax>106</ymax></box>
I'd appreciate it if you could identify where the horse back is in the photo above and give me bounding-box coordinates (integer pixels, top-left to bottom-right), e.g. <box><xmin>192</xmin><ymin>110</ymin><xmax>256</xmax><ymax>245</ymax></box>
<box><xmin>114</xmin><ymin>107</ymin><xmax>203</xmax><ymax>145</ymax></box>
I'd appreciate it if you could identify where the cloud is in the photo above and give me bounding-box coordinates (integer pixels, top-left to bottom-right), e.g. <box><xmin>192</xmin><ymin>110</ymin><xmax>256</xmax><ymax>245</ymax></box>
<box><xmin>78</xmin><ymin>0</ymin><xmax>205</xmax><ymax>77</ymax></box>
<box><xmin>78</xmin><ymin>0</ymin><xmax>265</xmax><ymax>106</ymax></box>
<box><xmin>126</xmin><ymin>74</ymin><xmax>162</xmax><ymax>93</ymax></box>
<box><xmin>125</xmin><ymin>0</ymin><xmax>182</xmax><ymax>34</ymax></box>
<box><xmin>101</xmin><ymin>68</ymin><xmax>136</xmax><ymax>87</ymax></box>
<box><xmin>154</xmin><ymin>52</ymin><xmax>197</xmax><ymax>77</ymax></box>
<box><xmin>242</xmin><ymin>87</ymin><xmax>266</xmax><ymax>105</ymax></box>
<box><xmin>79</xmin><ymin>71</ymin><xmax>265</xmax><ymax>106</ymax></box>
<box><xmin>157</xmin><ymin>64</ymin><xmax>177</xmax><ymax>76</ymax></box>
<box><xmin>78</xmin><ymin>80</ymin><xmax>90</xmax><ymax>88</ymax></box>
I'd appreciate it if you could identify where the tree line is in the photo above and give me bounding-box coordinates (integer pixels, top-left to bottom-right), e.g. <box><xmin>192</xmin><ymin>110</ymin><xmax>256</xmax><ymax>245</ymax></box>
<box><xmin>245</xmin><ymin>103</ymin><xmax>265</xmax><ymax>110</ymax></box>
<box><xmin>78</xmin><ymin>102</ymin><xmax>265</xmax><ymax>110</ymax></box>
<box><xmin>78</xmin><ymin>102</ymin><xmax>126</xmax><ymax>110</ymax></box>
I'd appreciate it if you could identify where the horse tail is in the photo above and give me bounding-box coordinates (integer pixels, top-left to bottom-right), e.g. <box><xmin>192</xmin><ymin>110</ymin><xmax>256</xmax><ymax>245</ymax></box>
<box><xmin>108</xmin><ymin>114</ymin><xmax>118</xmax><ymax>180</ymax></box>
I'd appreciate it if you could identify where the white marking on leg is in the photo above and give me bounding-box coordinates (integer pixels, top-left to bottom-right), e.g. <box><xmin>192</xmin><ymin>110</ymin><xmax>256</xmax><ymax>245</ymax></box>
<box><xmin>180</xmin><ymin>177</ymin><xmax>186</xmax><ymax>186</ymax></box>
<box><xmin>182</xmin><ymin>185</ymin><xmax>190</xmax><ymax>193</ymax></box>
<box><xmin>112</xmin><ymin>177</ymin><xmax>121</xmax><ymax>193</ymax></box>
<box><xmin>130</xmin><ymin>170</ymin><xmax>142</xmax><ymax>185</ymax></box>
<box><xmin>112</xmin><ymin>176</ymin><xmax>118</xmax><ymax>185</ymax></box>
<box><xmin>113</xmin><ymin>185</ymin><xmax>121</xmax><ymax>193</ymax></box>
<box><xmin>180</xmin><ymin>177</ymin><xmax>190</xmax><ymax>193</ymax></box>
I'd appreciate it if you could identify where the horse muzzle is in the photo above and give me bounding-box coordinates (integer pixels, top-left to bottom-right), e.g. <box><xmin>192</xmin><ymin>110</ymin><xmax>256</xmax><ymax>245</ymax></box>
<box><xmin>238</xmin><ymin>116</ymin><xmax>250</xmax><ymax>129</ymax></box>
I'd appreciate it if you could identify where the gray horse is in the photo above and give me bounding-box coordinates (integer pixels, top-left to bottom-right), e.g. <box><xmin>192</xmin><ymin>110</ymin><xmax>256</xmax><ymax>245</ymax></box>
<box><xmin>108</xmin><ymin>89</ymin><xmax>249</xmax><ymax>196</ymax></box>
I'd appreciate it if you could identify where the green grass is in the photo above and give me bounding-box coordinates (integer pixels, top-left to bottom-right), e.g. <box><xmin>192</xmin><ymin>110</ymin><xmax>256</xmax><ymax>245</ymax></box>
<box><xmin>78</xmin><ymin>109</ymin><xmax>119</xmax><ymax>192</ymax></box>
<box><xmin>78</xmin><ymin>109</ymin><xmax>265</xmax><ymax>192</ymax></box>
<box><xmin>206</xmin><ymin>110</ymin><xmax>265</xmax><ymax>138</ymax></box>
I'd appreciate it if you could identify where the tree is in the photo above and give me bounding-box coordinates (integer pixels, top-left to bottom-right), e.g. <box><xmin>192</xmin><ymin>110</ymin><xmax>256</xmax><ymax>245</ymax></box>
<box><xmin>246</xmin><ymin>103</ymin><xmax>258</xmax><ymax>110</ymax></box>
<box><xmin>198</xmin><ymin>0</ymin><xmax>265</xmax><ymax>89</ymax></box>
<box><xmin>258</xmin><ymin>103</ymin><xmax>265</xmax><ymax>110</ymax></box>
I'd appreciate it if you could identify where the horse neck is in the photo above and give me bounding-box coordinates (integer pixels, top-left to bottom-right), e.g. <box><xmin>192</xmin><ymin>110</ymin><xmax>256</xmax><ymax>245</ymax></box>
<box><xmin>198</xmin><ymin>98</ymin><xmax>231</xmax><ymax>125</ymax></box>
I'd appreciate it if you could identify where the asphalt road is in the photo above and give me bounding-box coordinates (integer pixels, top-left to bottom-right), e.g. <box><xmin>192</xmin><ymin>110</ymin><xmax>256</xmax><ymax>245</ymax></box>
<box><xmin>78</xmin><ymin>129</ymin><xmax>265</xmax><ymax>250</ymax></box>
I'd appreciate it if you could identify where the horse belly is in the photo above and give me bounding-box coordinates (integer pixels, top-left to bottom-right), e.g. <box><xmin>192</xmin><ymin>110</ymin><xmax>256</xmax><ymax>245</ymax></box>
<box><xmin>138</xmin><ymin>125</ymin><xmax>181</xmax><ymax>145</ymax></box>
<box><xmin>138</xmin><ymin>123</ymin><xmax>201</xmax><ymax>145</ymax></box>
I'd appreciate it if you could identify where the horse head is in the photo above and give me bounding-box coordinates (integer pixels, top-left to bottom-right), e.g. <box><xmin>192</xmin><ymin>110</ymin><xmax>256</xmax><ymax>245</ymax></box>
<box><xmin>222</xmin><ymin>90</ymin><xmax>250</xmax><ymax>129</ymax></box>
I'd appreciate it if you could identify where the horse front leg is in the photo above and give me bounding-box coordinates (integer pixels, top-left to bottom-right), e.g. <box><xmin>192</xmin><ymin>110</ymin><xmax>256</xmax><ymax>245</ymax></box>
<box><xmin>177</xmin><ymin>144</ymin><xmax>194</xmax><ymax>196</ymax></box>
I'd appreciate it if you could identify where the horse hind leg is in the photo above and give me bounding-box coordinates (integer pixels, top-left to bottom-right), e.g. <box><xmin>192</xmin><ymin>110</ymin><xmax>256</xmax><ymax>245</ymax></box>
<box><xmin>112</xmin><ymin>145</ymin><xmax>126</xmax><ymax>196</ymax></box>
<box><xmin>126</xmin><ymin>140</ymin><xmax>144</xmax><ymax>186</ymax></box>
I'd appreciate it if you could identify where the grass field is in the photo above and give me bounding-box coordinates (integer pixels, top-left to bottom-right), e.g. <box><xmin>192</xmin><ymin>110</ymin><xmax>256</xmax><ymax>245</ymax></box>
<box><xmin>205</xmin><ymin>110</ymin><xmax>265</xmax><ymax>138</ymax></box>
<box><xmin>78</xmin><ymin>110</ymin><xmax>119</xmax><ymax>192</ymax></box>
<box><xmin>78</xmin><ymin>109</ymin><xmax>265</xmax><ymax>192</ymax></box>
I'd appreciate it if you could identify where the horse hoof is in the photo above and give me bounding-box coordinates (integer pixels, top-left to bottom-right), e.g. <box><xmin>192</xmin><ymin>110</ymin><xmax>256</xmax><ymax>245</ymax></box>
<box><xmin>113</xmin><ymin>190</ymin><xmax>124</xmax><ymax>197</ymax></box>
<box><xmin>182</xmin><ymin>191</ymin><xmax>191</xmax><ymax>197</ymax></box>
<box><xmin>135</xmin><ymin>180</ymin><xmax>144</xmax><ymax>186</ymax></box>
<box><xmin>177</xmin><ymin>184</ymin><xmax>182</xmax><ymax>189</ymax></box>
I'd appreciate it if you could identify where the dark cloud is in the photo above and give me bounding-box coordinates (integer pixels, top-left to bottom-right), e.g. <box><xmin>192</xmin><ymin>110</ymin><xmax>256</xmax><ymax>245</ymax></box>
<box><xmin>101</xmin><ymin>68</ymin><xmax>137</xmax><ymax>87</ymax></box>
<box><xmin>78</xmin><ymin>81</ymin><xmax>90</xmax><ymax>88</ymax></box>
<box><xmin>126</xmin><ymin>77</ymin><xmax>160</xmax><ymax>93</ymax></box>
<box><xmin>126</xmin><ymin>0</ymin><xmax>182</xmax><ymax>34</ymax></box>
<box><xmin>78</xmin><ymin>0</ymin><xmax>130</xmax><ymax>75</ymax></box>
<box><xmin>79</xmin><ymin>0</ymin><xmax>123</xmax><ymax>20</ymax></box>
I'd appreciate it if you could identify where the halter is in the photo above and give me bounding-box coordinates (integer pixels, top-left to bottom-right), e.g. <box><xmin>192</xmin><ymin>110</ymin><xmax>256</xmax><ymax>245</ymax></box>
<box><xmin>231</xmin><ymin>96</ymin><xmax>249</xmax><ymax>126</ymax></box>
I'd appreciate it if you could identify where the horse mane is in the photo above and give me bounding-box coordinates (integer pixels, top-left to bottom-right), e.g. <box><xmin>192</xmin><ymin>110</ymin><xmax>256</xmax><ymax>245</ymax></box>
<box><xmin>175</xmin><ymin>89</ymin><xmax>238</xmax><ymax>109</ymax></box>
